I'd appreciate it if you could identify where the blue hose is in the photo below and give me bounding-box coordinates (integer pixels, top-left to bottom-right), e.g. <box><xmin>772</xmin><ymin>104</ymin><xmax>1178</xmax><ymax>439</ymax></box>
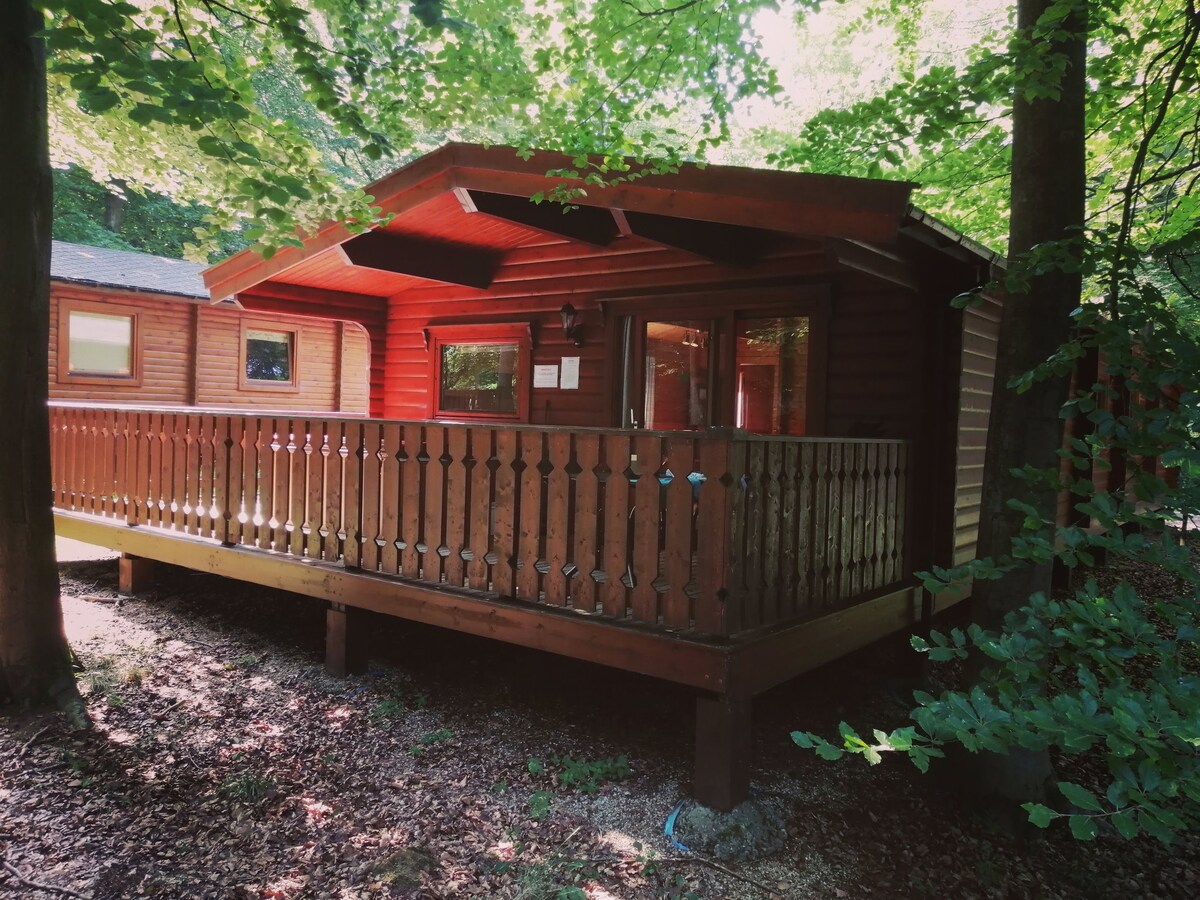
<box><xmin>663</xmin><ymin>800</ymin><xmax>694</xmax><ymax>854</ymax></box>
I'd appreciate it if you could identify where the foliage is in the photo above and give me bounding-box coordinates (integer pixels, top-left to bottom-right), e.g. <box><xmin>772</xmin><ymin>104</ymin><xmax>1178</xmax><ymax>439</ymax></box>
<box><xmin>791</xmin><ymin>0</ymin><xmax>1200</xmax><ymax>842</ymax></box>
<box><xmin>41</xmin><ymin>0</ymin><xmax>782</xmax><ymax>257</ymax></box>
<box><xmin>554</xmin><ymin>755</ymin><xmax>633</xmax><ymax>794</ymax></box>
<box><xmin>217</xmin><ymin>771</ymin><xmax>276</xmax><ymax>805</ymax></box>
<box><xmin>526</xmin><ymin>754</ymin><xmax>632</xmax><ymax>794</ymax></box>
<box><xmin>53</xmin><ymin>164</ymin><xmax>248</xmax><ymax>260</ymax></box>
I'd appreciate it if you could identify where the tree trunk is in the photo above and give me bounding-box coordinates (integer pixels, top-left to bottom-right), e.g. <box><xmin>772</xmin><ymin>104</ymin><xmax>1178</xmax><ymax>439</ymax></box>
<box><xmin>103</xmin><ymin>180</ymin><xmax>128</xmax><ymax>233</ymax></box>
<box><xmin>968</xmin><ymin>0</ymin><xmax>1088</xmax><ymax>801</ymax></box>
<box><xmin>0</xmin><ymin>0</ymin><xmax>86</xmax><ymax>721</ymax></box>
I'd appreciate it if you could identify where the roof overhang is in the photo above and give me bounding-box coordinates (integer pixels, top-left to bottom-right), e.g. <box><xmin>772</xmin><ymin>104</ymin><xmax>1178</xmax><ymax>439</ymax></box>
<box><xmin>202</xmin><ymin>143</ymin><xmax>921</xmax><ymax>302</ymax></box>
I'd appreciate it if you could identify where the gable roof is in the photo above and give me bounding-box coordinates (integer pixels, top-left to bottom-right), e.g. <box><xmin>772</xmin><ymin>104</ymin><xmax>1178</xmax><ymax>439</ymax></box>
<box><xmin>203</xmin><ymin>143</ymin><xmax>1004</xmax><ymax>303</ymax></box>
<box><xmin>52</xmin><ymin>240</ymin><xmax>209</xmax><ymax>300</ymax></box>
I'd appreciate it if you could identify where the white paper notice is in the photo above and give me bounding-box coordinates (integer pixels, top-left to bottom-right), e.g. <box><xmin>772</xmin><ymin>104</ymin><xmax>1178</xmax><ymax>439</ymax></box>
<box><xmin>560</xmin><ymin>356</ymin><xmax>580</xmax><ymax>390</ymax></box>
<box><xmin>533</xmin><ymin>364</ymin><xmax>560</xmax><ymax>388</ymax></box>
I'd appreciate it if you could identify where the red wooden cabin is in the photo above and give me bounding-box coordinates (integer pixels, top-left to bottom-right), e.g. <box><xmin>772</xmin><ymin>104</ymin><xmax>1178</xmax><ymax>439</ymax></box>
<box><xmin>49</xmin><ymin>241</ymin><xmax>371</xmax><ymax>414</ymax></box>
<box><xmin>50</xmin><ymin>145</ymin><xmax>1004</xmax><ymax>810</ymax></box>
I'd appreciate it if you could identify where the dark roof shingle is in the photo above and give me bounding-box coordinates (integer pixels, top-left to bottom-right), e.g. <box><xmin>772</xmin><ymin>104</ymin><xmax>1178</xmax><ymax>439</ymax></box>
<box><xmin>51</xmin><ymin>240</ymin><xmax>209</xmax><ymax>300</ymax></box>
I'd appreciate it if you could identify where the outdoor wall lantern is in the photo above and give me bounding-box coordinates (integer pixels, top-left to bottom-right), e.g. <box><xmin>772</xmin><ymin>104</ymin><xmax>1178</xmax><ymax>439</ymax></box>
<box><xmin>559</xmin><ymin>302</ymin><xmax>585</xmax><ymax>347</ymax></box>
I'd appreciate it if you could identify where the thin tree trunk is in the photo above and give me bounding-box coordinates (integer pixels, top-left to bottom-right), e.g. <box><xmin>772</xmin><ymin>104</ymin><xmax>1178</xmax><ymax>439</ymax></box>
<box><xmin>103</xmin><ymin>180</ymin><xmax>128</xmax><ymax>233</ymax></box>
<box><xmin>0</xmin><ymin>0</ymin><xmax>86</xmax><ymax>722</ymax></box>
<box><xmin>968</xmin><ymin>0</ymin><xmax>1088</xmax><ymax>802</ymax></box>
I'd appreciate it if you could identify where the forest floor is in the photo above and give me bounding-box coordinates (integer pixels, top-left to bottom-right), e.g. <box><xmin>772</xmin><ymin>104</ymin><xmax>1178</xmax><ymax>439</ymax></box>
<box><xmin>1</xmin><ymin>542</ymin><xmax>1198</xmax><ymax>899</ymax></box>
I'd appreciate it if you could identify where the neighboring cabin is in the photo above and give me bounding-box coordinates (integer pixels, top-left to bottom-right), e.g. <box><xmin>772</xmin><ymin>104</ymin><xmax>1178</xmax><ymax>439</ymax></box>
<box><xmin>49</xmin><ymin>240</ymin><xmax>371</xmax><ymax>414</ymax></box>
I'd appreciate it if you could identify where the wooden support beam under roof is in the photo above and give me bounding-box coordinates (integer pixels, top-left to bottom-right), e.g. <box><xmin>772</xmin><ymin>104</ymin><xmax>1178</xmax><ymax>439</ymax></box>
<box><xmin>619</xmin><ymin>210</ymin><xmax>785</xmax><ymax>267</ymax></box>
<box><xmin>454</xmin><ymin>188</ymin><xmax>621</xmax><ymax>246</ymax></box>
<box><xmin>825</xmin><ymin>238</ymin><xmax>919</xmax><ymax>290</ymax></box>
<box><xmin>338</xmin><ymin>230</ymin><xmax>504</xmax><ymax>289</ymax></box>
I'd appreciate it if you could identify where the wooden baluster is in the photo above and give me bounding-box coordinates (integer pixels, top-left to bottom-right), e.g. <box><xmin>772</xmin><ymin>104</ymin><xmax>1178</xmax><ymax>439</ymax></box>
<box><xmin>600</xmin><ymin>433</ymin><xmax>631</xmax><ymax>620</ymax></box>
<box><xmin>216</xmin><ymin>415</ymin><xmax>238</xmax><ymax>543</ymax></box>
<box><xmin>423</xmin><ymin>426</ymin><xmax>447</xmax><ymax>584</ymax></box>
<box><xmin>152</xmin><ymin>412</ymin><xmax>168</xmax><ymax>527</ymax></box>
<box><xmin>542</xmin><ymin>431</ymin><xmax>571</xmax><ymax>605</ymax></box>
<box><xmin>272</xmin><ymin>419</ymin><xmax>291</xmax><ymax>551</ymax></box>
<box><xmin>778</xmin><ymin>443</ymin><xmax>799</xmax><ymax>619</ymax></box>
<box><xmin>443</xmin><ymin>426</ymin><xmax>469</xmax><ymax>588</ymax></box>
<box><xmin>399</xmin><ymin>425</ymin><xmax>422</xmax><ymax>578</ymax></box>
<box><xmin>515</xmin><ymin>429</ymin><xmax>544</xmax><ymax>601</ymax></box>
<box><xmin>695</xmin><ymin>437</ymin><xmax>734</xmax><ymax>637</ymax></box>
<box><xmin>358</xmin><ymin>421</ymin><xmax>383</xmax><ymax>572</ymax></box>
<box><xmin>284</xmin><ymin>421</ymin><xmax>302</xmax><ymax>556</ymax></box>
<box><xmin>49</xmin><ymin>406</ymin><xmax>63</xmax><ymax>508</ymax></box>
<box><xmin>630</xmin><ymin>434</ymin><xmax>662</xmax><ymax>625</ymax></box>
<box><xmin>327</xmin><ymin>421</ymin><xmax>348</xmax><ymax>562</ymax></box>
<box><xmin>133</xmin><ymin>411</ymin><xmax>151</xmax><ymax>525</ymax></box>
<box><xmin>761</xmin><ymin>441</ymin><xmax>783</xmax><ymax>627</ymax></box>
<box><xmin>193</xmin><ymin>414</ymin><xmax>212</xmax><ymax>537</ymax></box>
<box><xmin>795</xmin><ymin>443</ymin><xmax>815</xmax><ymax>612</ymax></box>
<box><xmin>835</xmin><ymin>443</ymin><xmax>854</xmax><ymax>606</ymax></box>
<box><xmin>811</xmin><ymin>442</ymin><xmax>829</xmax><ymax>607</ymax></box>
<box><xmin>741</xmin><ymin>442</ymin><xmax>765</xmax><ymax>630</ymax></box>
<box><xmin>342</xmin><ymin>420</ymin><xmax>364</xmax><ymax>569</ymax></box>
<box><xmin>379</xmin><ymin>423</ymin><xmax>402</xmax><ymax>576</ymax></box>
<box><xmin>98</xmin><ymin>409</ymin><xmax>115</xmax><ymax>518</ymax></box>
<box><xmin>235</xmin><ymin>416</ymin><xmax>256</xmax><ymax>544</ymax></box>
<box><xmin>492</xmin><ymin>429</ymin><xmax>518</xmax><ymax>598</ymax></box>
<box><xmin>114</xmin><ymin>411</ymin><xmax>131</xmax><ymax>523</ymax></box>
<box><xmin>861</xmin><ymin>443</ymin><xmax>878</xmax><ymax>593</ymax></box>
<box><xmin>570</xmin><ymin>434</ymin><xmax>600</xmax><ymax>613</ymax></box>
<box><xmin>169</xmin><ymin>413</ymin><xmax>186</xmax><ymax>531</ymax></box>
<box><xmin>252</xmin><ymin>418</ymin><xmax>273</xmax><ymax>549</ymax></box>
<box><xmin>65</xmin><ymin>408</ymin><xmax>80</xmax><ymax>511</ymax></box>
<box><xmin>662</xmin><ymin>436</ymin><xmax>694</xmax><ymax>630</ymax></box>
<box><xmin>305</xmin><ymin>423</ymin><xmax>327</xmax><ymax>560</ymax></box>
<box><xmin>466</xmin><ymin>428</ymin><xmax>494</xmax><ymax>591</ymax></box>
<box><xmin>847</xmin><ymin>444</ymin><xmax>865</xmax><ymax>599</ymax></box>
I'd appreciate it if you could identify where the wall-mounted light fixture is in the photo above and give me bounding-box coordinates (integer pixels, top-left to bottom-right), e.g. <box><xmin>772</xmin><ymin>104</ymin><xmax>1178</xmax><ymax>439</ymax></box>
<box><xmin>559</xmin><ymin>302</ymin><xmax>584</xmax><ymax>347</ymax></box>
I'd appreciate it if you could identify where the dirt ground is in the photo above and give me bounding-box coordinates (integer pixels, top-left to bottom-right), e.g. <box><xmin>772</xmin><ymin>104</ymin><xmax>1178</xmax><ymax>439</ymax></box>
<box><xmin>1</xmin><ymin>543</ymin><xmax>1198</xmax><ymax>899</ymax></box>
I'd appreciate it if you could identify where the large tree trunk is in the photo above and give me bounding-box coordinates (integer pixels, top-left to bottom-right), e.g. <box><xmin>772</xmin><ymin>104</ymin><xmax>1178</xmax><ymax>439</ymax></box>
<box><xmin>0</xmin><ymin>0</ymin><xmax>86</xmax><ymax>721</ymax></box>
<box><xmin>968</xmin><ymin>0</ymin><xmax>1088</xmax><ymax>801</ymax></box>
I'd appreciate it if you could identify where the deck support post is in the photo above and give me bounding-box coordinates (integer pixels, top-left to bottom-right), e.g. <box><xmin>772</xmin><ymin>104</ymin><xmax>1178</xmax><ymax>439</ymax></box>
<box><xmin>325</xmin><ymin>602</ymin><xmax>369</xmax><ymax>677</ymax></box>
<box><xmin>118</xmin><ymin>553</ymin><xmax>155</xmax><ymax>594</ymax></box>
<box><xmin>693</xmin><ymin>690</ymin><xmax>752</xmax><ymax>812</ymax></box>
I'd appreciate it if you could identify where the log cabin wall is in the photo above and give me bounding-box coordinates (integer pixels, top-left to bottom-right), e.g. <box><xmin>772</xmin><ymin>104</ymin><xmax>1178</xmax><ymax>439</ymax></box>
<box><xmin>49</xmin><ymin>283</ymin><xmax>370</xmax><ymax>414</ymax></box>
<box><xmin>380</xmin><ymin>241</ymin><xmax>925</xmax><ymax>435</ymax></box>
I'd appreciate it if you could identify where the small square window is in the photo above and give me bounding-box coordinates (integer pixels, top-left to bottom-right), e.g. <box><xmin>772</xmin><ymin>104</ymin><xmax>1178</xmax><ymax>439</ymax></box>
<box><xmin>244</xmin><ymin>328</ymin><xmax>295</xmax><ymax>384</ymax></box>
<box><xmin>427</xmin><ymin>323</ymin><xmax>531</xmax><ymax>421</ymax></box>
<box><xmin>66</xmin><ymin>309</ymin><xmax>135</xmax><ymax>379</ymax></box>
<box><xmin>439</xmin><ymin>343</ymin><xmax>521</xmax><ymax>415</ymax></box>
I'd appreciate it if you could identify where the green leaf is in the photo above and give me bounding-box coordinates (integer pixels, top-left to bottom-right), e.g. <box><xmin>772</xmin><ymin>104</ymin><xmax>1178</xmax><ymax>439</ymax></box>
<box><xmin>1068</xmin><ymin>815</ymin><xmax>1098</xmax><ymax>841</ymax></box>
<box><xmin>1023</xmin><ymin>803</ymin><xmax>1055</xmax><ymax>828</ymax></box>
<box><xmin>1058</xmin><ymin>781</ymin><xmax>1103</xmax><ymax>813</ymax></box>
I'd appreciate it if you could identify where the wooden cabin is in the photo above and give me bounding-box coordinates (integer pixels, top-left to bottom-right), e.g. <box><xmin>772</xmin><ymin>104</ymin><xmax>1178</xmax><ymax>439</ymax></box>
<box><xmin>49</xmin><ymin>240</ymin><xmax>371</xmax><ymax>413</ymax></box>
<box><xmin>50</xmin><ymin>146</ymin><xmax>1006</xmax><ymax>810</ymax></box>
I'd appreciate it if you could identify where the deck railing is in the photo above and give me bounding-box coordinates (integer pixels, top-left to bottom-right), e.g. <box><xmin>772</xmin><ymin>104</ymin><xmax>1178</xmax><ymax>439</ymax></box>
<box><xmin>49</xmin><ymin>404</ymin><xmax>909</xmax><ymax>638</ymax></box>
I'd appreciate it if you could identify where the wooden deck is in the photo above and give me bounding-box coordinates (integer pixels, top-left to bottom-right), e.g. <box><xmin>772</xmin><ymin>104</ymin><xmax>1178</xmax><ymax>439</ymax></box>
<box><xmin>50</xmin><ymin>405</ymin><xmax>910</xmax><ymax>636</ymax></box>
<box><xmin>50</xmin><ymin>402</ymin><xmax>928</xmax><ymax>809</ymax></box>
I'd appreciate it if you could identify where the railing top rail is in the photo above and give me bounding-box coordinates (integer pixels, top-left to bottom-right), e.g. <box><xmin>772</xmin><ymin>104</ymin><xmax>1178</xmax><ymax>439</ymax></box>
<box><xmin>47</xmin><ymin>402</ymin><xmax>908</xmax><ymax>445</ymax></box>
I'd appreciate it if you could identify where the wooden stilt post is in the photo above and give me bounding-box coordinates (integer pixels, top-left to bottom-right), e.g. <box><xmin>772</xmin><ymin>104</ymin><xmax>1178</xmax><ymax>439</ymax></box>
<box><xmin>694</xmin><ymin>690</ymin><xmax>752</xmax><ymax>812</ymax></box>
<box><xmin>118</xmin><ymin>553</ymin><xmax>155</xmax><ymax>594</ymax></box>
<box><xmin>325</xmin><ymin>602</ymin><xmax>369</xmax><ymax>677</ymax></box>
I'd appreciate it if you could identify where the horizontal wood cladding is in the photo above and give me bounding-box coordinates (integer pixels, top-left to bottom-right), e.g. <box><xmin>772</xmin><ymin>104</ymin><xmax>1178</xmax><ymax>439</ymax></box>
<box><xmin>49</xmin><ymin>284</ymin><xmax>369</xmax><ymax>414</ymax></box>
<box><xmin>382</xmin><ymin>239</ymin><xmax>924</xmax><ymax>429</ymax></box>
<box><xmin>953</xmin><ymin>293</ymin><xmax>1002</xmax><ymax>565</ymax></box>
<box><xmin>50</xmin><ymin>287</ymin><xmax>193</xmax><ymax>406</ymax></box>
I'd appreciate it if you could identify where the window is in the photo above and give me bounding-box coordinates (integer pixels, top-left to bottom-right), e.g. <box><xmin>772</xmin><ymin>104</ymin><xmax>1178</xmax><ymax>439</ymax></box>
<box><xmin>620</xmin><ymin>289</ymin><xmax>828</xmax><ymax>435</ymax></box>
<box><xmin>427</xmin><ymin>324</ymin><xmax>532</xmax><ymax>421</ymax></box>
<box><xmin>240</xmin><ymin>323</ymin><xmax>299</xmax><ymax>390</ymax></box>
<box><xmin>58</xmin><ymin>300</ymin><xmax>140</xmax><ymax>384</ymax></box>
